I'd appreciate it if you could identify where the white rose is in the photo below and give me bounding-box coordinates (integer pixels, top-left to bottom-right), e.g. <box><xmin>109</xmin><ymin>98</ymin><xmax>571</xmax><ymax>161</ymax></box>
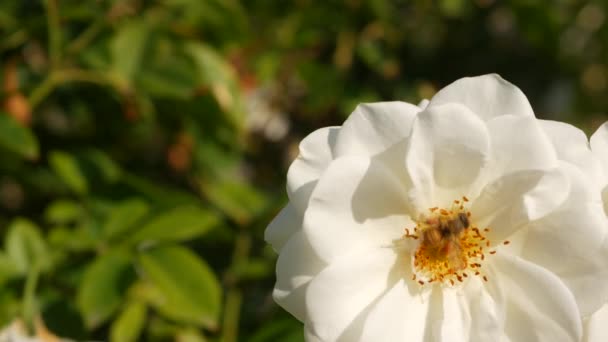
<box><xmin>583</xmin><ymin>122</ymin><xmax>608</xmax><ymax>342</ymax></box>
<box><xmin>266</xmin><ymin>74</ymin><xmax>608</xmax><ymax>341</ymax></box>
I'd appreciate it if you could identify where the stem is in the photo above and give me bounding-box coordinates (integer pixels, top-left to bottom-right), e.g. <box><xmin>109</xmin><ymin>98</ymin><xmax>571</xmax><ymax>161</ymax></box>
<box><xmin>45</xmin><ymin>0</ymin><xmax>62</xmax><ymax>70</ymax></box>
<box><xmin>66</xmin><ymin>18</ymin><xmax>105</xmax><ymax>56</ymax></box>
<box><xmin>222</xmin><ymin>289</ymin><xmax>243</xmax><ymax>342</ymax></box>
<box><xmin>27</xmin><ymin>74</ymin><xmax>58</xmax><ymax>110</ymax></box>
<box><xmin>28</xmin><ymin>69</ymin><xmax>121</xmax><ymax>109</ymax></box>
<box><xmin>23</xmin><ymin>263</ymin><xmax>40</xmax><ymax>334</ymax></box>
<box><xmin>221</xmin><ymin>231</ymin><xmax>251</xmax><ymax>342</ymax></box>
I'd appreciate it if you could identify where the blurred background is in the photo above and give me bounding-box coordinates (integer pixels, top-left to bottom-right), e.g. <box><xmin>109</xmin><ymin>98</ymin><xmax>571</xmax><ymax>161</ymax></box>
<box><xmin>0</xmin><ymin>0</ymin><xmax>606</xmax><ymax>341</ymax></box>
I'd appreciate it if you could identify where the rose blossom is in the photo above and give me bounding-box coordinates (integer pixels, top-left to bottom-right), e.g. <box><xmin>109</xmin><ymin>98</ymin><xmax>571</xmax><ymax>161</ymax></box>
<box><xmin>266</xmin><ymin>74</ymin><xmax>608</xmax><ymax>341</ymax></box>
<box><xmin>582</xmin><ymin>122</ymin><xmax>608</xmax><ymax>342</ymax></box>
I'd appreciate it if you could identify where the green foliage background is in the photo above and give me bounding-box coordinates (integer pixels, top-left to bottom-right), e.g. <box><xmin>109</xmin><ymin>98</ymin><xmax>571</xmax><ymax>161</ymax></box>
<box><xmin>0</xmin><ymin>0</ymin><xmax>606</xmax><ymax>341</ymax></box>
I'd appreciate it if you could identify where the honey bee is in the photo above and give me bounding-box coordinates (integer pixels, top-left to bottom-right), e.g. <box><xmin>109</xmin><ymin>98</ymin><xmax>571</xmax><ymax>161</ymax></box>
<box><xmin>421</xmin><ymin>212</ymin><xmax>470</xmax><ymax>271</ymax></box>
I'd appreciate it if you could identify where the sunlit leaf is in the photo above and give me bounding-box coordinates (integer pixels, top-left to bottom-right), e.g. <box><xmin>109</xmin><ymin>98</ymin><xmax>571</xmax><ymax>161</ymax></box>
<box><xmin>110</xmin><ymin>300</ymin><xmax>147</xmax><ymax>342</ymax></box>
<box><xmin>138</xmin><ymin>245</ymin><xmax>221</xmax><ymax>329</ymax></box>
<box><xmin>176</xmin><ymin>328</ymin><xmax>208</xmax><ymax>342</ymax></box>
<box><xmin>77</xmin><ymin>251</ymin><xmax>135</xmax><ymax>329</ymax></box>
<box><xmin>129</xmin><ymin>206</ymin><xmax>219</xmax><ymax>243</ymax></box>
<box><xmin>0</xmin><ymin>112</ymin><xmax>38</xmax><ymax>159</ymax></box>
<box><xmin>5</xmin><ymin>218</ymin><xmax>50</xmax><ymax>274</ymax></box>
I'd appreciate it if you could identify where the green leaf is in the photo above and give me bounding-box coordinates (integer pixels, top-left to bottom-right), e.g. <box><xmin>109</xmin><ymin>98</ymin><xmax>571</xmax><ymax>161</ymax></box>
<box><xmin>48</xmin><ymin>226</ymin><xmax>96</xmax><ymax>252</ymax></box>
<box><xmin>176</xmin><ymin>328</ymin><xmax>208</xmax><ymax>342</ymax></box>
<box><xmin>44</xmin><ymin>199</ymin><xmax>83</xmax><ymax>225</ymax></box>
<box><xmin>77</xmin><ymin>251</ymin><xmax>135</xmax><ymax>329</ymax></box>
<box><xmin>184</xmin><ymin>42</ymin><xmax>244</xmax><ymax>128</ymax></box>
<box><xmin>0</xmin><ymin>113</ymin><xmax>39</xmax><ymax>159</ymax></box>
<box><xmin>81</xmin><ymin>149</ymin><xmax>122</xmax><ymax>183</ymax></box>
<box><xmin>200</xmin><ymin>179</ymin><xmax>268</xmax><ymax>225</ymax></box>
<box><xmin>129</xmin><ymin>206</ymin><xmax>219</xmax><ymax>243</ymax></box>
<box><xmin>49</xmin><ymin>150</ymin><xmax>88</xmax><ymax>195</ymax></box>
<box><xmin>110</xmin><ymin>300</ymin><xmax>147</xmax><ymax>342</ymax></box>
<box><xmin>5</xmin><ymin>218</ymin><xmax>50</xmax><ymax>274</ymax></box>
<box><xmin>136</xmin><ymin>59</ymin><xmax>198</xmax><ymax>99</ymax></box>
<box><xmin>248</xmin><ymin>318</ymin><xmax>304</xmax><ymax>342</ymax></box>
<box><xmin>111</xmin><ymin>19</ymin><xmax>149</xmax><ymax>83</ymax></box>
<box><xmin>138</xmin><ymin>245</ymin><xmax>221</xmax><ymax>329</ymax></box>
<box><xmin>0</xmin><ymin>252</ymin><xmax>20</xmax><ymax>284</ymax></box>
<box><xmin>103</xmin><ymin>198</ymin><xmax>150</xmax><ymax>240</ymax></box>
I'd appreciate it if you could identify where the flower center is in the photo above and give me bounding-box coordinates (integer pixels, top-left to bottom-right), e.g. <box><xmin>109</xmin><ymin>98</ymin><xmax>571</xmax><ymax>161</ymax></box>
<box><xmin>403</xmin><ymin>197</ymin><xmax>503</xmax><ymax>286</ymax></box>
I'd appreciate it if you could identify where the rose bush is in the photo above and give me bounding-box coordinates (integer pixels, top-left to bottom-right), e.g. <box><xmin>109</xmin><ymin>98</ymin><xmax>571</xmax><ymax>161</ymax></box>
<box><xmin>266</xmin><ymin>74</ymin><xmax>608</xmax><ymax>341</ymax></box>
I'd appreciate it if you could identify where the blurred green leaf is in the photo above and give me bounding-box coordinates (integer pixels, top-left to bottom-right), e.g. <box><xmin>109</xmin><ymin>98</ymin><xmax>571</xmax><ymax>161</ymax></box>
<box><xmin>0</xmin><ymin>252</ymin><xmax>20</xmax><ymax>284</ymax></box>
<box><xmin>0</xmin><ymin>288</ymin><xmax>20</xmax><ymax>327</ymax></box>
<box><xmin>103</xmin><ymin>198</ymin><xmax>150</xmax><ymax>240</ymax></box>
<box><xmin>201</xmin><ymin>179</ymin><xmax>268</xmax><ymax>224</ymax></box>
<box><xmin>77</xmin><ymin>251</ymin><xmax>135</xmax><ymax>329</ymax></box>
<box><xmin>185</xmin><ymin>42</ymin><xmax>244</xmax><ymax>128</ymax></box>
<box><xmin>0</xmin><ymin>113</ymin><xmax>39</xmax><ymax>159</ymax></box>
<box><xmin>129</xmin><ymin>206</ymin><xmax>219</xmax><ymax>244</ymax></box>
<box><xmin>82</xmin><ymin>149</ymin><xmax>122</xmax><ymax>183</ymax></box>
<box><xmin>137</xmin><ymin>59</ymin><xmax>198</xmax><ymax>99</ymax></box>
<box><xmin>138</xmin><ymin>245</ymin><xmax>221</xmax><ymax>329</ymax></box>
<box><xmin>176</xmin><ymin>328</ymin><xmax>208</xmax><ymax>342</ymax></box>
<box><xmin>49</xmin><ymin>150</ymin><xmax>88</xmax><ymax>195</ymax></box>
<box><xmin>248</xmin><ymin>318</ymin><xmax>304</xmax><ymax>342</ymax></box>
<box><xmin>110</xmin><ymin>300</ymin><xmax>147</xmax><ymax>342</ymax></box>
<box><xmin>44</xmin><ymin>199</ymin><xmax>83</xmax><ymax>225</ymax></box>
<box><xmin>111</xmin><ymin>19</ymin><xmax>149</xmax><ymax>83</ymax></box>
<box><xmin>5</xmin><ymin>218</ymin><xmax>50</xmax><ymax>275</ymax></box>
<box><xmin>48</xmin><ymin>226</ymin><xmax>97</xmax><ymax>252</ymax></box>
<box><xmin>232</xmin><ymin>258</ymin><xmax>272</xmax><ymax>280</ymax></box>
<box><xmin>122</xmin><ymin>172</ymin><xmax>201</xmax><ymax>207</ymax></box>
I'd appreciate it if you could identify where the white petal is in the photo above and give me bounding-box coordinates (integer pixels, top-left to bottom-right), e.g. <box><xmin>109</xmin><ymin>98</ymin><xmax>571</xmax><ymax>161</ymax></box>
<box><xmin>603</xmin><ymin>185</ymin><xmax>608</xmax><ymax>216</ymax></box>
<box><xmin>494</xmin><ymin>254</ymin><xmax>582</xmax><ymax>342</ymax></box>
<box><xmin>264</xmin><ymin>203</ymin><xmax>301</xmax><ymax>252</ymax></box>
<box><xmin>591</xmin><ymin>122</ymin><xmax>608</xmax><ymax>177</ymax></box>
<box><xmin>334</xmin><ymin>102</ymin><xmax>419</xmax><ymax>158</ymax></box>
<box><xmin>519</xmin><ymin>163</ymin><xmax>608</xmax><ymax>316</ymax></box>
<box><xmin>591</xmin><ymin>122</ymin><xmax>608</xmax><ymax>215</ymax></box>
<box><xmin>428</xmin><ymin>74</ymin><xmax>534</xmax><ymax>121</ymax></box>
<box><xmin>405</xmin><ymin>103</ymin><xmax>490</xmax><ymax>211</ymax></box>
<box><xmin>418</xmin><ymin>99</ymin><xmax>430</xmax><ymax>110</ymax></box>
<box><xmin>303</xmin><ymin>156</ymin><xmax>412</xmax><ymax>263</ymax></box>
<box><xmin>273</xmin><ymin>231</ymin><xmax>326</xmax><ymax>322</ymax></box>
<box><xmin>585</xmin><ymin>304</ymin><xmax>608</xmax><ymax>342</ymax></box>
<box><xmin>287</xmin><ymin>127</ymin><xmax>339</xmax><ymax>213</ymax></box>
<box><xmin>305</xmin><ymin>247</ymin><xmax>404</xmax><ymax>341</ymax></box>
<box><xmin>358</xmin><ymin>280</ymin><xmax>429</xmax><ymax>342</ymax></box>
<box><xmin>472</xmin><ymin>167</ymin><xmax>570</xmax><ymax>243</ymax></box>
<box><xmin>434</xmin><ymin>276</ymin><xmax>505</xmax><ymax>342</ymax></box>
<box><xmin>485</xmin><ymin>115</ymin><xmax>557</xmax><ymax>178</ymax></box>
<box><xmin>540</xmin><ymin>119</ymin><xmax>605</xmax><ymax>187</ymax></box>
<box><xmin>304</xmin><ymin>325</ymin><xmax>323</xmax><ymax>342</ymax></box>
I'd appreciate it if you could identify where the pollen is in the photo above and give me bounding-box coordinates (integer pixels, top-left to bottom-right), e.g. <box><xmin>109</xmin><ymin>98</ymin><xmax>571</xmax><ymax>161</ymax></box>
<box><xmin>402</xmin><ymin>196</ymin><xmax>498</xmax><ymax>286</ymax></box>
